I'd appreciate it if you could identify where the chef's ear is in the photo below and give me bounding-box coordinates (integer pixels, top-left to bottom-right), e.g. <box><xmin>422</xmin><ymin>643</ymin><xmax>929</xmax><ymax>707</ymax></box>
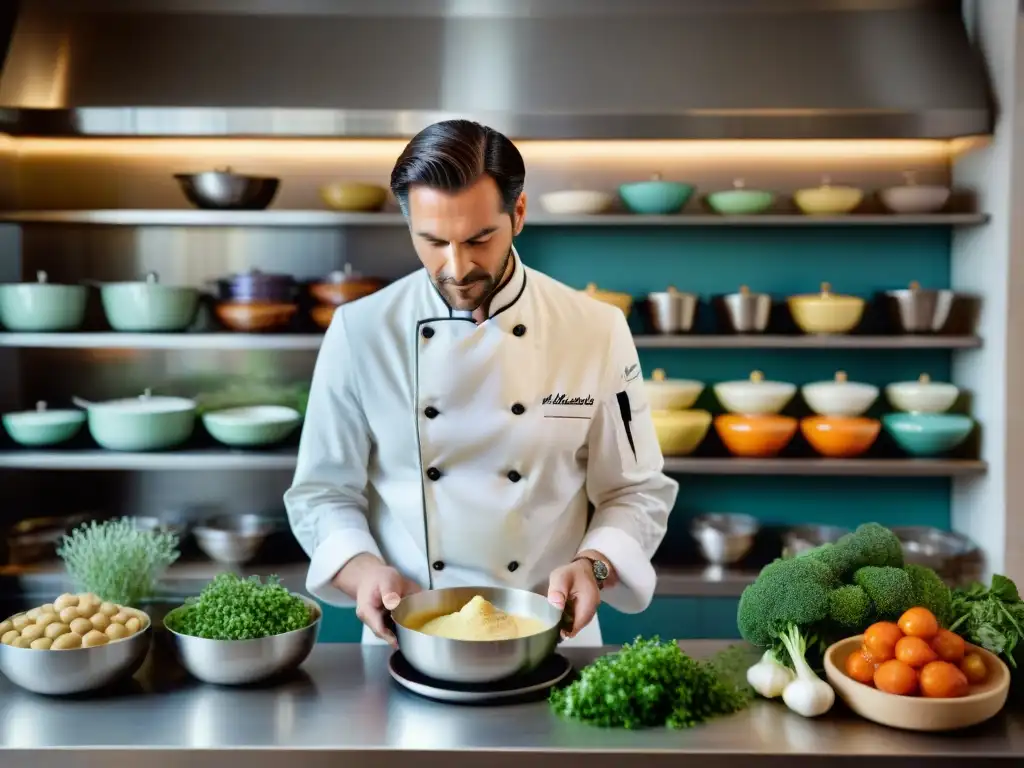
<box><xmin>512</xmin><ymin>192</ymin><xmax>527</xmax><ymax>236</ymax></box>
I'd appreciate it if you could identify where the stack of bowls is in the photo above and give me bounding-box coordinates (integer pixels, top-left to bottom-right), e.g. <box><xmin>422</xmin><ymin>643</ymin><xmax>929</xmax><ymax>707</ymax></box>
<box><xmin>799</xmin><ymin>371</ymin><xmax>881</xmax><ymax>458</ymax></box>
<box><xmin>580</xmin><ymin>283</ymin><xmax>632</xmax><ymax>317</ymax></box>
<box><xmin>713</xmin><ymin>371</ymin><xmax>798</xmax><ymax>457</ymax></box>
<box><xmin>788</xmin><ymin>282</ymin><xmax>865</xmax><ymax>335</ymax></box>
<box><xmin>645</xmin><ymin>369</ymin><xmax>710</xmax><ymax>456</ymax></box>
<box><xmin>0</xmin><ymin>271</ymin><xmax>88</xmax><ymax>332</ymax></box>
<box><xmin>98</xmin><ymin>272</ymin><xmax>200</xmax><ymax>332</ymax></box>
<box><xmin>882</xmin><ymin>374</ymin><xmax>975</xmax><ymax>457</ymax></box>
<box><xmin>214</xmin><ymin>269</ymin><xmax>297</xmax><ymax>333</ymax></box>
<box><xmin>308</xmin><ymin>264</ymin><xmax>387</xmax><ymax>330</ymax></box>
<box><xmin>646</xmin><ymin>286</ymin><xmax>698</xmax><ymax>334</ymax></box>
<box><xmin>714</xmin><ymin>285</ymin><xmax>772</xmax><ymax>333</ymax></box>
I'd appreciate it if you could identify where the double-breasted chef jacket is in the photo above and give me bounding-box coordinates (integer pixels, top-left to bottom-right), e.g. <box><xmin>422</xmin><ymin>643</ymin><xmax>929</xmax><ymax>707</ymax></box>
<box><xmin>285</xmin><ymin>246</ymin><xmax>679</xmax><ymax>647</ymax></box>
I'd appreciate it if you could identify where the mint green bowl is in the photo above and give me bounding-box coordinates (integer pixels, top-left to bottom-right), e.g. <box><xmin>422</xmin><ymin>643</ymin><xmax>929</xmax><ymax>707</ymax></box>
<box><xmin>707</xmin><ymin>188</ymin><xmax>776</xmax><ymax>215</ymax></box>
<box><xmin>2</xmin><ymin>402</ymin><xmax>86</xmax><ymax>446</ymax></box>
<box><xmin>0</xmin><ymin>271</ymin><xmax>88</xmax><ymax>331</ymax></box>
<box><xmin>203</xmin><ymin>405</ymin><xmax>302</xmax><ymax>447</ymax></box>
<box><xmin>882</xmin><ymin>413</ymin><xmax>975</xmax><ymax>457</ymax></box>
<box><xmin>99</xmin><ymin>273</ymin><xmax>199</xmax><ymax>332</ymax></box>
<box><xmin>619</xmin><ymin>177</ymin><xmax>694</xmax><ymax>215</ymax></box>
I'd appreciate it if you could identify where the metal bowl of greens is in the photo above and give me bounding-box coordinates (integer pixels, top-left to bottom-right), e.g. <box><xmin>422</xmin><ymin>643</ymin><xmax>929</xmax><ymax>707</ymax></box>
<box><xmin>164</xmin><ymin>573</ymin><xmax>321</xmax><ymax>685</ymax></box>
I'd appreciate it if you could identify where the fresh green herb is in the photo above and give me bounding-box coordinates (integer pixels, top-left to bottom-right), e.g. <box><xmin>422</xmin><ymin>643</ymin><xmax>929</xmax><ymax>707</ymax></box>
<box><xmin>167</xmin><ymin>573</ymin><xmax>313</xmax><ymax>640</ymax></box>
<box><xmin>57</xmin><ymin>517</ymin><xmax>180</xmax><ymax>606</ymax></box>
<box><xmin>549</xmin><ymin>637</ymin><xmax>752</xmax><ymax>729</ymax></box>
<box><xmin>950</xmin><ymin>574</ymin><xmax>1024</xmax><ymax>668</ymax></box>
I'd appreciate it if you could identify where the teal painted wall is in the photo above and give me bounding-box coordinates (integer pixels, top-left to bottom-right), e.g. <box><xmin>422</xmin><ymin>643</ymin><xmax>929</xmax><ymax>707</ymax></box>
<box><xmin>318</xmin><ymin>225</ymin><xmax>954</xmax><ymax>643</ymax></box>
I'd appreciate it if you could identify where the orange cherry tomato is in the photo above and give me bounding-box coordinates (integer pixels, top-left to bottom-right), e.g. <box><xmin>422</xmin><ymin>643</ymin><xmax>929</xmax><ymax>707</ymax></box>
<box><xmin>895</xmin><ymin>635</ymin><xmax>939</xmax><ymax>668</ymax></box>
<box><xmin>864</xmin><ymin>622</ymin><xmax>904</xmax><ymax>663</ymax></box>
<box><xmin>874</xmin><ymin>659</ymin><xmax>919</xmax><ymax>696</ymax></box>
<box><xmin>898</xmin><ymin>607</ymin><xmax>940</xmax><ymax>640</ymax></box>
<box><xmin>845</xmin><ymin>648</ymin><xmax>877</xmax><ymax>685</ymax></box>
<box><xmin>960</xmin><ymin>653</ymin><xmax>988</xmax><ymax>685</ymax></box>
<box><xmin>919</xmin><ymin>660</ymin><xmax>970</xmax><ymax>699</ymax></box>
<box><xmin>930</xmin><ymin>629</ymin><xmax>966</xmax><ymax>664</ymax></box>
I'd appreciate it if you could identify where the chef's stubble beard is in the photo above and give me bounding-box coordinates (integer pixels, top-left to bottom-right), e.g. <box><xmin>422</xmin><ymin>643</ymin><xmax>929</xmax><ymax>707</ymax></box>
<box><xmin>437</xmin><ymin>243</ymin><xmax>514</xmax><ymax>312</ymax></box>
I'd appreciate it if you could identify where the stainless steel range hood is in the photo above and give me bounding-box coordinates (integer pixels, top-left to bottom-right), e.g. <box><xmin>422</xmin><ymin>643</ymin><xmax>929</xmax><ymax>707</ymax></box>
<box><xmin>0</xmin><ymin>0</ymin><xmax>994</xmax><ymax>140</ymax></box>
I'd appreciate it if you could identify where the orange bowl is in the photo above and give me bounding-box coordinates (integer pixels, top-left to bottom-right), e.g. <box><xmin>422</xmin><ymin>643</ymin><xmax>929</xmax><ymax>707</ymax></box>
<box><xmin>215</xmin><ymin>302</ymin><xmax>297</xmax><ymax>332</ymax></box>
<box><xmin>800</xmin><ymin>416</ymin><xmax>881</xmax><ymax>458</ymax></box>
<box><xmin>714</xmin><ymin>414</ymin><xmax>797</xmax><ymax>458</ymax></box>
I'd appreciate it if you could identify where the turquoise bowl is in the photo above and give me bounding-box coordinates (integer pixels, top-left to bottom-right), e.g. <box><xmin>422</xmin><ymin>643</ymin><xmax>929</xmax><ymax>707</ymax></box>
<box><xmin>882</xmin><ymin>413</ymin><xmax>975</xmax><ymax>457</ymax></box>
<box><xmin>0</xmin><ymin>283</ymin><xmax>88</xmax><ymax>331</ymax></box>
<box><xmin>618</xmin><ymin>181</ymin><xmax>694</xmax><ymax>215</ymax></box>
<box><xmin>203</xmin><ymin>405</ymin><xmax>302</xmax><ymax>447</ymax></box>
<box><xmin>707</xmin><ymin>189</ymin><xmax>776</xmax><ymax>215</ymax></box>
<box><xmin>2</xmin><ymin>403</ymin><xmax>86</xmax><ymax>447</ymax></box>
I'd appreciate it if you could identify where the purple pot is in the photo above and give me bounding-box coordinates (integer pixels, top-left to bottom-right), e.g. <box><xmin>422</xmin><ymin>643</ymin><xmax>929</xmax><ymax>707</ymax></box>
<box><xmin>215</xmin><ymin>270</ymin><xmax>295</xmax><ymax>303</ymax></box>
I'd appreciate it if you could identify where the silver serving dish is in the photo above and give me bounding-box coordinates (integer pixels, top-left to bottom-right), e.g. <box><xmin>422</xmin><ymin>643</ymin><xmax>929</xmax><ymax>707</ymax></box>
<box><xmin>891</xmin><ymin>526</ymin><xmax>979</xmax><ymax>575</ymax></box>
<box><xmin>647</xmin><ymin>287</ymin><xmax>698</xmax><ymax>334</ymax></box>
<box><xmin>0</xmin><ymin>611</ymin><xmax>152</xmax><ymax>695</ymax></box>
<box><xmin>164</xmin><ymin>595</ymin><xmax>321</xmax><ymax>685</ymax></box>
<box><xmin>879</xmin><ymin>281</ymin><xmax>982</xmax><ymax>335</ymax></box>
<box><xmin>714</xmin><ymin>285</ymin><xmax>772</xmax><ymax>333</ymax></box>
<box><xmin>192</xmin><ymin>514</ymin><xmax>277</xmax><ymax>565</ymax></box>
<box><xmin>783</xmin><ymin>525</ymin><xmax>851</xmax><ymax>557</ymax></box>
<box><xmin>174</xmin><ymin>167</ymin><xmax>280</xmax><ymax>211</ymax></box>
<box><xmin>690</xmin><ymin>513</ymin><xmax>759</xmax><ymax>565</ymax></box>
<box><xmin>390</xmin><ymin>586</ymin><xmax>564</xmax><ymax>684</ymax></box>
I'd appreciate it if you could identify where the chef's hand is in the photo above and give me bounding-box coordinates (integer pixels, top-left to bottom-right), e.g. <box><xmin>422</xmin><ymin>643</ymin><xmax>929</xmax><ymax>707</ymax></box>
<box><xmin>334</xmin><ymin>553</ymin><xmax>420</xmax><ymax>647</ymax></box>
<box><xmin>547</xmin><ymin>558</ymin><xmax>602</xmax><ymax>640</ymax></box>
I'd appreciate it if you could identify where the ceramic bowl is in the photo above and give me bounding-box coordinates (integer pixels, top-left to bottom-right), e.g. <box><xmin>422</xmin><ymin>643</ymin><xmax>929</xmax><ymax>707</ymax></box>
<box><xmin>76</xmin><ymin>389</ymin><xmax>196</xmax><ymax>452</ymax></box>
<box><xmin>618</xmin><ymin>175</ymin><xmax>694</xmax><ymax>215</ymax></box>
<box><xmin>645</xmin><ymin>369</ymin><xmax>704</xmax><ymax>411</ymax></box>
<box><xmin>215</xmin><ymin>302</ymin><xmax>297</xmax><ymax>332</ymax></box>
<box><xmin>309</xmin><ymin>264</ymin><xmax>386</xmax><ymax>306</ymax></box>
<box><xmin>713</xmin><ymin>371</ymin><xmax>796</xmax><ymax>415</ymax></box>
<box><xmin>878</xmin><ymin>172</ymin><xmax>951</xmax><ymax>214</ymax></box>
<box><xmin>580</xmin><ymin>283</ymin><xmax>632</xmax><ymax>316</ymax></box>
<box><xmin>320</xmin><ymin>182</ymin><xmax>388</xmax><ymax>212</ymax></box>
<box><xmin>706</xmin><ymin>180</ymin><xmax>774</xmax><ymax>215</ymax></box>
<box><xmin>202</xmin><ymin>405</ymin><xmax>302</xmax><ymax>447</ymax></box>
<box><xmin>651</xmin><ymin>409</ymin><xmax>712</xmax><ymax>457</ymax></box>
<box><xmin>538</xmin><ymin>190</ymin><xmax>613</xmax><ymax>215</ymax></box>
<box><xmin>2</xmin><ymin>401</ymin><xmax>86</xmax><ymax>447</ymax></box>
<box><xmin>98</xmin><ymin>272</ymin><xmax>200</xmax><ymax>332</ymax></box>
<box><xmin>714</xmin><ymin>414</ymin><xmax>798</xmax><ymax>458</ymax></box>
<box><xmin>793</xmin><ymin>179</ymin><xmax>864</xmax><ymax>215</ymax></box>
<box><xmin>800</xmin><ymin>416</ymin><xmax>881</xmax><ymax>458</ymax></box>
<box><xmin>0</xmin><ymin>271</ymin><xmax>88</xmax><ymax>332</ymax></box>
<box><xmin>885</xmin><ymin>374</ymin><xmax>959</xmax><ymax>413</ymax></box>
<box><xmin>801</xmin><ymin>371</ymin><xmax>879</xmax><ymax>417</ymax></box>
<box><xmin>788</xmin><ymin>282</ymin><xmax>865</xmax><ymax>335</ymax></box>
<box><xmin>882</xmin><ymin>413</ymin><xmax>975</xmax><ymax>457</ymax></box>
<box><xmin>824</xmin><ymin>636</ymin><xmax>1009</xmax><ymax>732</ymax></box>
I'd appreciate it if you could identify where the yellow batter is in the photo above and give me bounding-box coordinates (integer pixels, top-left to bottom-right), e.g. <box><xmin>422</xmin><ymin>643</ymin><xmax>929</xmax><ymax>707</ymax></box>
<box><xmin>415</xmin><ymin>595</ymin><xmax>548</xmax><ymax>641</ymax></box>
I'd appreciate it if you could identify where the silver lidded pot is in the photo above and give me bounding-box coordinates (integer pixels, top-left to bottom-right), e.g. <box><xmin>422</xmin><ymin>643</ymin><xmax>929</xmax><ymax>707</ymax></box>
<box><xmin>174</xmin><ymin>167</ymin><xmax>280</xmax><ymax>210</ymax></box>
<box><xmin>646</xmin><ymin>286</ymin><xmax>699</xmax><ymax>334</ymax></box>
<box><xmin>878</xmin><ymin>280</ymin><xmax>982</xmax><ymax>335</ymax></box>
<box><xmin>714</xmin><ymin>284</ymin><xmax>772</xmax><ymax>333</ymax></box>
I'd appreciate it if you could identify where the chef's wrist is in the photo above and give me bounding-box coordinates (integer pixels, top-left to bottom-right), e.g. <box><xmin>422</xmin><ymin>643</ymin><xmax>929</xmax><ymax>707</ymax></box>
<box><xmin>332</xmin><ymin>552</ymin><xmax>386</xmax><ymax>596</ymax></box>
<box><xmin>575</xmin><ymin>549</ymin><xmax>618</xmax><ymax>589</ymax></box>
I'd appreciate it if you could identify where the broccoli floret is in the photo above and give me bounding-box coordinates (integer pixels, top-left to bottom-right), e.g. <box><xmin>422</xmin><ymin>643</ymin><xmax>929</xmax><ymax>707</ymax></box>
<box><xmin>904</xmin><ymin>563</ymin><xmax>953</xmax><ymax>627</ymax></box>
<box><xmin>737</xmin><ymin>556</ymin><xmax>834</xmax><ymax>647</ymax></box>
<box><xmin>828</xmin><ymin>584</ymin><xmax>872</xmax><ymax>630</ymax></box>
<box><xmin>854</xmin><ymin>565</ymin><xmax>915</xmax><ymax>620</ymax></box>
<box><xmin>797</xmin><ymin>542</ymin><xmax>851</xmax><ymax>582</ymax></box>
<box><xmin>844</xmin><ymin>523</ymin><xmax>904</xmax><ymax>572</ymax></box>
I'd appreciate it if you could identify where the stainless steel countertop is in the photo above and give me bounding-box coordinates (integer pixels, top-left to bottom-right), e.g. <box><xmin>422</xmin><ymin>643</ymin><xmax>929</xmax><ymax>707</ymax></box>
<box><xmin>1</xmin><ymin>640</ymin><xmax>1022</xmax><ymax>768</ymax></box>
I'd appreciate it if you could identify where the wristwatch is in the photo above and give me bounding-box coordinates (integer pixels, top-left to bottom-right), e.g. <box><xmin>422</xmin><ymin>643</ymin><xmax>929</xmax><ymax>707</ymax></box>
<box><xmin>574</xmin><ymin>555</ymin><xmax>610</xmax><ymax>589</ymax></box>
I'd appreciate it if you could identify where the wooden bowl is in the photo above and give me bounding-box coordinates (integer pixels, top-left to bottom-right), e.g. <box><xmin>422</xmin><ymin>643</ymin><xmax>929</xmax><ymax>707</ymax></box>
<box><xmin>310</xmin><ymin>304</ymin><xmax>337</xmax><ymax>330</ymax></box>
<box><xmin>824</xmin><ymin>635</ymin><xmax>1010</xmax><ymax>732</ymax></box>
<box><xmin>215</xmin><ymin>302</ymin><xmax>297</xmax><ymax>332</ymax></box>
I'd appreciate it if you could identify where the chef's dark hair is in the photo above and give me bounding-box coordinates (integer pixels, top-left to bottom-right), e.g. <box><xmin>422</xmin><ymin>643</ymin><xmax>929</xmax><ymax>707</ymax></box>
<box><xmin>390</xmin><ymin>119</ymin><xmax>525</xmax><ymax>218</ymax></box>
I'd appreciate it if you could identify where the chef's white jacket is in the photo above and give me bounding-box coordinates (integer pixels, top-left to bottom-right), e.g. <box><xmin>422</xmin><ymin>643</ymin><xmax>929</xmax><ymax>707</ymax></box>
<box><xmin>285</xmin><ymin>247</ymin><xmax>678</xmax><ymax>646</ymax></box>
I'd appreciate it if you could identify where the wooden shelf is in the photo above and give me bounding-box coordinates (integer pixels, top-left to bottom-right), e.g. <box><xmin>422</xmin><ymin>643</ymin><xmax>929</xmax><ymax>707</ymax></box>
<box><xmin>0</xmin><ymin>209</ymin><xmax>990</xmax><ymax>228</ymax></box>
<box><xmin>633</xmin><ymin>334</ymin><xmax>982</xmax><ymax>350</ymax></box>
<box><xmin>662</xmin><ymin>457</ymin><xmax>987</xmax><ymax>477</ymax></box>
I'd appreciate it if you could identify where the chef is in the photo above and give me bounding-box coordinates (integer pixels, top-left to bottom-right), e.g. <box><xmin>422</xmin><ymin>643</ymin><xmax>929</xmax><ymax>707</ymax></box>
<box><xmin>285</xmin><ymin>119</ymin><xmax>678</xmax><ymax>648</ymax></box>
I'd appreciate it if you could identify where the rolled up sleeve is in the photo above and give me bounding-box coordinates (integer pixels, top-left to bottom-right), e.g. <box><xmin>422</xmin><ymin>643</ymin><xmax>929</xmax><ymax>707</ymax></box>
<box><xmin>284</xmin><ymin>307</ymin><xmax>381</xmax><ymax>607</ymax></box>
<box><xmin>578</xmin><ymin>310</ymin><xmax>678</xmax><ymax>613</ymax></box>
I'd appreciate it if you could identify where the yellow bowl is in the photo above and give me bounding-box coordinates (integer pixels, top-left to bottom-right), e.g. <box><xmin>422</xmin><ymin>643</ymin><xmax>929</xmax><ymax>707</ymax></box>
<box><xmin>824</xmin><ymin>635</ymin><xmax>1010</xmax><ymax>732</ymax></box>
<box><xmin>651</xmin><ymin>409</ymin><xmax>712</xmax><ymax>456</ymax></box>
<box><xmin>580</xmin><ymin>282</ymin><xmax>632</xmax><ymax>316</ymax></box>
<box><xmin>788</xmin><ymin>282</ymin><xmax>865</xmax><ymax>335</ymax></box>
<box><xmin>794</xmin><ymin>184</ymin><xmax>864</xmax><ymax>215</ymax></box>
<box><xmin>320</xmin><ymin>182</ymin><xmax>389</xmax><ymax>212</ymax></box>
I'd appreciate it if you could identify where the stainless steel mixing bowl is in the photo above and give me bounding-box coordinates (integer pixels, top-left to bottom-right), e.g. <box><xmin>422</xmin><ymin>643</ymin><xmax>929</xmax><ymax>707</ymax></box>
<box><xmin>174</xmin><ymin>168</ymin><xmax>280</xmax><ymax>210</ymax></box>
<box><xmin>0</xmin><ymin>611</ymin><xmax>152</xmax><ymax>695</ymax></box>
<box><xmin>390</xmin><ymin>586</ymin><xmax>564</xmax><ymax>684</ymax></box>
<box><xmin>192</xmin><ymin>513</ymin><xmax>276</xmax><ymax>565</ymax></box>
<box><xmin>164</xmin><ymin>594</ymin><xmax>321</xmax><ymax>685</ymax></box>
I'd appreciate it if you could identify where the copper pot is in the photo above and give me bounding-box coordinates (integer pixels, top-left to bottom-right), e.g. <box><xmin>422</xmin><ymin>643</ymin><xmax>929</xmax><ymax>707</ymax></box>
<box><xmin>215</xmin><ymin>302</ymin><xmax>297</xmax><ymax>332</ymax></box>
<box><xmin>309</xmin><ymin>265</ymin><xmax>386</xmax><ymax>306</ymax></box>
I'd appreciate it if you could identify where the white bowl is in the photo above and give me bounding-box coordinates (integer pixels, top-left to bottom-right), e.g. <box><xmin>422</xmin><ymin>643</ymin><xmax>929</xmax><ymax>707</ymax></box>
<box><xmin>886</xmin><ymin>374</ymin><xmax>959</xmax><ymax>413</ymax></box>
<box><xmin>539</xmin><ymin>190</ymin><xmax>613</xmax><ymax>215</ymax></box>
<box><xmin>879</xmin><ymin>184</ymin><xmax>951</xmax><ymax>214</ymax></box>
<box><xmin>645</xmin><ymin>369</ymin><xmax>704</xmax><ymax>410</ymax></box>
<box><xmin>713</xmin><ymin>371</ymin><xmax>796</xmax><ymax>415</ymax></box>
<box><xmin>801</xmin><ymin>371</ymin><xmax>879</xmax><ymax>417</ymax></box>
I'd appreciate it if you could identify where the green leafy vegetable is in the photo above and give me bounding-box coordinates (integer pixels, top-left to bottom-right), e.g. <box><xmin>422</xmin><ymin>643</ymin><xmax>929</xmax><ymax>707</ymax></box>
<box><xmin>904</xmin><ymin>563</ymin><xmax>953</xmax><ymax>627</ymax></box>
<box><xmin>549</xmin><ymin>637</ymin><xmax>751</xmax><ymax>729</ymax></box>
<box><xmin>57</xmin><ymin>517</ymin><xmax>180</xmax><ymax>606</ymax></box>
<box><xmin>167</xmin><ymin>573</ymin><xmax>313</xmax><ymax>640</ymax></box>
<box><xmin>950</xmin><ymin>574</ymin><xmax>1024</xmax><ymax>668</ymax></box>
<box><xmin>853</xmin><ymin>565</ymin><xmax>915</xmax><ymax>620</ymax></box>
